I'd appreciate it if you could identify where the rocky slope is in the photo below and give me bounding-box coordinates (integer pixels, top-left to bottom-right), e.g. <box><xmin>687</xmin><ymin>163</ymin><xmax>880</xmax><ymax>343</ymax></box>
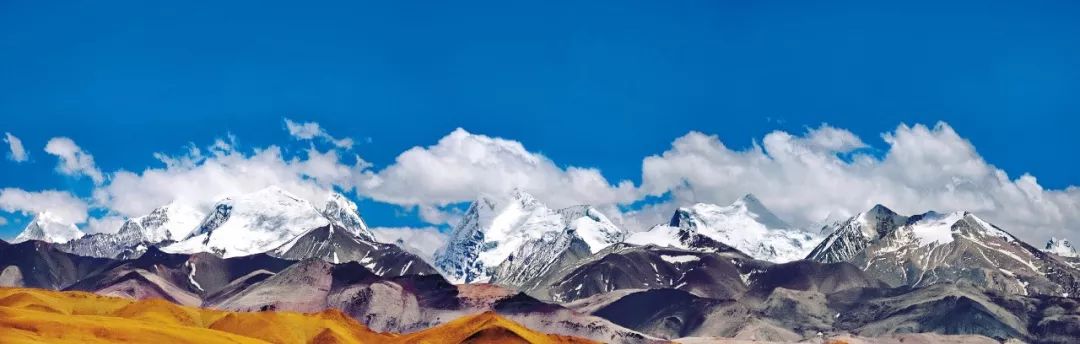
<box><xmin>808</xmin><ymin>205</ymin><xmax>1080</xmax><ymax>297</ymax></box>
<box><xmin>270</xmin><ymin>223</ymin><xmax>437</xmax><ymax>277</ymax></box>
<box><xmin>434</xmin><ymin>189</ymin><xmax>626</xmax><ymax>285</ymax></box>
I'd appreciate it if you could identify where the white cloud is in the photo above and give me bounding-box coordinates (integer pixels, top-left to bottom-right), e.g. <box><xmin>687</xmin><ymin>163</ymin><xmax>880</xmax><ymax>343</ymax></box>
<box><xmin>3</xmin><ymin>132</ymin><xmax>28</xmax><ymax>162</ymax></box>
<box><xmin>93</xmin><ymin>137</ymin><xmax>365</xmax><ymax>218</ymax></box>
<box><xmin>284</xmin><ymin>118</ymin><xmax>354</xmax><ymax>149</ymax></box>
<box><xmin>84</xmin><ymin>216</ymin><xmax>126</xmax><ymax>234</ymax></box>
<box><xmin>44</xmin><ymin>137</ymin><xmax>104</xmax><ymax>184</ymax></box>
<box><xmin>370</xmin><ymin>226</ymin><xmax>447</xmax><ymax>263</ymax></box>
<box><xmin>0</xmin><ymin>188</ymin><xmax>89</xmax><ymax>225</ymax></box>
<box><xmin>6</xmin><ymin>121</ymin><xmax>1077</xmax><ymax>249</ymax></box>
<box><xmin>356</xmin><ymin>128</ymin><xmax>637</xmax><ymax>213</ymax></box>
<box><xmin>637</xmin><ymin>122</ymin><xmax>1080</xmax><ymax>245</ymax></box>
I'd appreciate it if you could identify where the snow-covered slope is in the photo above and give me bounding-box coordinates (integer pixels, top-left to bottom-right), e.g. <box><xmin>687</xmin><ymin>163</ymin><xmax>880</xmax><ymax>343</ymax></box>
<box><xmin>12</xmin><ymin>212</ymin><xmax>85</xmax><ymax>244</ymax></box>
<box><xmin>1046</xmin><ymin>237</ymin><xmax>1079</xmax><ymax>258</ymax></box>
<box><xmin>434</xmin><ymin>189</ymin><xmax>626</xmax><ymax>284</ymax></box>
<box><xmin>625</xmin><ymin>194</ymin><xmax>820</xmax><ymax>263</ymax></box>
<box><xmin>806</xmin><ymin>204</ymin><xmax>908</xmax><ymax>263</ymax></box>
<box><xmin>130</xmin><ymin>203</ymin><xmax>204</xmax><ymax>242</ymax></box>
<box><xmin>57</xmin><ymin>204</ymin><xmax>204</xmax><ymax>259</ymax></box>
<box><xmin>556</xmin><ymin>205</ymin><xmax>625</xmax><ymax>254</ymax></box>
<box><xmin>164</xmin><ymin>186</ymin><xmax>330</xmax><ymax>258</ymax></box>
<box><xmin>320</xmin><ymin>192</ymin><xmax>376</xmax><ymax>242</ymax></box>
<box><xmin>808</xmin><ymin>205</ymin><xmax>1080</xmax><ymax>296</ymax></box>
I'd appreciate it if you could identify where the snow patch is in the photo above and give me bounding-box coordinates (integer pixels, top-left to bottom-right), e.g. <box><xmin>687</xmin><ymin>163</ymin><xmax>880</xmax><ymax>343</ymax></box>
<box><xmin>909</xmin><ymin>212</ymin><xmax>961</xmax><ymax>245</ymax></box>
<box><xmin>661</xmin><ymin>255</ymin><xmax>700</xmax><ymax>264</ymax></box>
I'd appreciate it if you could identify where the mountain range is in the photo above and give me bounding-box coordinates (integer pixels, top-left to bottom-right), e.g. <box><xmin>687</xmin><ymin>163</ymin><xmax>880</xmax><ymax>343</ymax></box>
<box><xmin>3</xmin><ymin>186</ymin><xmax>1080</xmax><ymax>343</ymax></box>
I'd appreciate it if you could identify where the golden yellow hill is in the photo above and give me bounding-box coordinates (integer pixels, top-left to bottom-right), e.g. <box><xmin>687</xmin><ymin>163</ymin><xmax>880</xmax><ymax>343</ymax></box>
<box><xmin>398</xmin><ymin>311</ymin><xmax>599</xmax><ymax>344</ymax></box>
<box><xmin>0</xmin><ymin>287</ymin><xmax>595</xmax><ymax>344</ymax></box>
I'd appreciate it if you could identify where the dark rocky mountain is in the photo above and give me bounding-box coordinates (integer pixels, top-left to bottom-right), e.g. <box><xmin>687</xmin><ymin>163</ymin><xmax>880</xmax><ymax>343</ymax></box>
<box><xmin>270</xmin><ymin>223</ymin><xmax>437</xmax><ymax>277</ymax></box>
<box><xmin>543</xmin><ymin>244</ymin><xmax>756</xmax><ymax>303</ymax></box>
<box><xmin>0</xmin><ymin>239</ymin><xmax>112</xmax><ymax>289</ymax></box>
<box><xmin>809</xmin><ymin>204</ymin><xmax>1080</xmax><ymax>297</ymax></box>
<box><xmin>209</xmin><ymin>258</ymin><xmax>659</xmax><ymax>343</ymax></box>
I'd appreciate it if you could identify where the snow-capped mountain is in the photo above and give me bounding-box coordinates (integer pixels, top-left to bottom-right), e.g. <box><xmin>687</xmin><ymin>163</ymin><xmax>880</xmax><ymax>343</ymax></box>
<box><xmin>1046</xmin><ymin>237</ymin><xmax>1079</xmax><ymax>258</ymax></box>
<box><xmin>434</xmin><ymin>189</ymin><xmax>626</xmax><ymax>284</ymax></box>
<box><xmin>164</xmin><ymin>186</ymin><xmax>331</xmax><ymax>258</ymax></box>
<box><xmin>321</xmin><ymin>192</ymin><xmax>375</xmax><ymax>242</ymax></box>
<box><xmin>129</xmin><ymin>203</ymin><xmax>204</xmax><ymax>242</ymax></box>
<box><xmin>808</xmin><ymin>205</ymin><xmax>1080</xmax><ymax>296</ymax></box>
<box><xmin>57</xmin><ymin>204</ymin><xmax>205</xmax><ymax>259</ymax></box>
<box><xmin>806</xmin><ymin>204</ymin><xmax>907</xmax><ymax>263</ymax></box>
<box><xmin>12</xmin><ymin>212</ymin><xmax>84</xmax><ymax>244</ymax></box>
<box><xmin>625</xmin><ymin>194</ymin><xmax>821</xmax><ymax>263</ymax></box>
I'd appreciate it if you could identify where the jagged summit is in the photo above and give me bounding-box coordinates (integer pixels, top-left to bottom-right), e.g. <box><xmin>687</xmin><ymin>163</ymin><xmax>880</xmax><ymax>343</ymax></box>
<box><xmin>434</xmin><ymin>189</ymin><xmax>626</xmax><ymax>284</ymax></box>
<box><xmin>807</xmin><ymin>205</ymin><xmax>1079</xmax><ymax>296</ymax></box>
<box><xmin>627</xmin><ymin>195</ymin><xmax>820</xmax><ymax>263</ymax></box>
<box><xmin>1047</xmin><ymin>237</ymin><xmax>1079</xmax><ymax>258</ymax></box>
<box><xmin>12</xmin><ymin>211</ymin><xmax>84</xmax><ymax>244</ymax></box>
<box><xmin>320</xmin><ymin>192</ymin><xmax>375</xmax><ymax>242</ymax></box>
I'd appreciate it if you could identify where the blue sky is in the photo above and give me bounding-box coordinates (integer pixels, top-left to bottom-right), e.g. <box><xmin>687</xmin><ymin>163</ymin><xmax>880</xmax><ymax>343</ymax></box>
<box><xmin>1</xmin><ymin>1</ymin><xmax>1078</xmax><ymax>243</ymax></box>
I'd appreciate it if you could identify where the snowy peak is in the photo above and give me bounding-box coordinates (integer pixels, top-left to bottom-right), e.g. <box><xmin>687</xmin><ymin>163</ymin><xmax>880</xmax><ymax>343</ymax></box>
<box><xmin>320</xmin><ymin>192</ymin><xmax>376</xmax><ymax>242</ymax></box>
<box><xmin>107</xmin><ymin>203</ymin><xmax>204</xmax><ymax>244</ymax></box>
<box><xmin>806</xmin><ymin>205</ymin><xmax>1079</xmax><ymax>296</ymax></box>
<box><xmin>556</xmin><ymin>205</ymin><xmax>625</xmax><ymax>254</ymax></box>
<box><xmin>12</xmin><ymin>212</ymin><xmax>85</xmax><ymax>244</ymax></box>
<box><xmin>1046</xmin><ymin>237</ymin><xmax>1079</xmax><ymax>258</ymax></box>
<box><xmin>164</xmin><ymin>186</ymin><xmax>330</xmax><ymax>258</ymax></box>
<box><xmin>434</xmin><ymin>190</ymin><xmax>626</xmax><ymax>284</ymax></box>
<box><xmin>853</xmin><ymin>204</ymin><xmax>908</xmax><ymax>238</ymax></box>
<box><xmin>730</xmin><ymin>193</ymin><xmax>790</xmax><ymax>229</ymax></box>
<box><xmin>509</xmin><ymin>188</ymin><xmax>541</xmax><ymax>208</ymax></box>
<box><xmin>135</xmin><ymin>203</ymin><xmax>203</xmax><ymax>242</ymax></box>
<box><xmin>901</xmin><ymin>211</ymin><xmax>1014</xmax><ymax>247</ymax></box>
<box><xmin>628</xmin><ymin>195</ymin><xmax>820</xmax><ymax>263</ymax></box>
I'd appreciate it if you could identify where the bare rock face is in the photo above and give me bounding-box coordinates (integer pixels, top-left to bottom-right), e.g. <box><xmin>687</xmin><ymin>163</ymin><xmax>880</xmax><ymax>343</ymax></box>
<box><xmin>270</xmin><ymin>223</ymin><xmax>437</xmax><ymax>277</ymax></box>
<box><xmin>329</xmin><ymin>281</ymin><xmax>425</xmax><ymax>332</ymax></box>
<box><xmin>0</xmin><ymin>240</ymin><xmax>112</xmax><ymax>290</ymax></box>
<box><xmin>810</xmin><ymin>205</ymin><xmax>1080</xmax><ymax>297</ymax></box>
<box><xmin>0</xmin><ymin>265</ymin><xmax>24</xmax><ymax>287</ymax></box>
<box><xmin>542</xmin><ymin>245</ymin><xmax>755</xmax><ymax>303</ymax></box>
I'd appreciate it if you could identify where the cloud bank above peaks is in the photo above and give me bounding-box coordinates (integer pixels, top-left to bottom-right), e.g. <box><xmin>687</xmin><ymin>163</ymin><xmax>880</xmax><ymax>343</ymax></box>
<box><xmin>354</xmin><ymin>128</ymin><xmax>638</xmax><ymax>213</ymax></box>
<box><xmin>1</xmin><ymin>120</ymin><xmax>1076</xmax><ymax>245</ymax></box>
<box><xmin>95</xmin><ymin>135</ymin><xmax>365</xmax><ymax>219</ymax></box>
<box><xmin>638</xmin><ymin>122</ymin><xmax>1080</xmax><ymax>242</ymax></box>
<box><xmin>45</xmin><ymin>137</ymin><xmax>104</xmax><ymax>184</ymax></box>
<box><xmin>0</xmin><ymin>188</ymin><xmax>88</xmax><ymax>224</ymax></box>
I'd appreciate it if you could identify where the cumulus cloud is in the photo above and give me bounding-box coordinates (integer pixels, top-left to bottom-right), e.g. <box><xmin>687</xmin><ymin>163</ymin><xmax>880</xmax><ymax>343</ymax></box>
<box><xmin>356</xmin><ymin>128</ymin><xmax>637</xmax><ymax>215</ymax></box>
<box><xmin>284</xmin><ymin>118</ymin><xmax>354</xmax><ymax>149</ymax></box>
<box><xmin>370</xmin><ymin>226</ymin><xmax>447</xmax><ymax>263</ymax></box>
<box><xmin>5</xmin><ymin>121</ymin><xmax>1076</xmax><ymax>247</ymax></box>
<box><xmin>44</xmin><ymin>137</ymin><xmax>104</xmax><ymax>184</ymax></box>
<box><xmin>93</xmin><ymin>137</ymin><xmax>366</xmax><ymax>218</ymax></box>
<box><xmin>82</xmin><ymin>216</ymin><xmax>127</xmax><ymax>234</ymax></box>
<box><xmin>637</xmin><ymin>122</ymin><xmax>1080</xmax><ymax>245</ymax></box>
<box><xmin>3</xmin><ymin>132</ymin><xmax>28</xmax><ymax>162</ymax></box>
<box><xmin>0</xmin><ymin>188</ymin><xmax>89</xmax><ymax>225</ymax></box>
